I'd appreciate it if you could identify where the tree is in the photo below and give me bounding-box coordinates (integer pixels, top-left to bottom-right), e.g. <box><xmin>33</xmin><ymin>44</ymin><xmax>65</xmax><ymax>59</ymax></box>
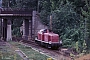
<box><xmin>39</xmin><ymin>0</ymin><xmax>82</xmax><ymax>49</ymax></box>
<box><xmin>15</xmin><ymin>0</ymin><xmax>38</xmax><ymax>10</ymax></box>
<box><xmin>2</xmin><ymin>0</ymin><xmax>38</xmax><ymax>10</ymax></box>
<box><xmin>39</xmin><ymin>0</ymin><xmax>66</xmax><ymax>26</ymax></box>
<box><xmin>51</xmin><ymin>2</ymin><xmax>82</xmax><ymax>48</ymax></box>
<box><xmin>39</xmin><ymin>0</ymin><xmax>51</xmax><ymax>26</ymax></box>
<box><xmin>81</xmin><ymin>0</ymin><xmax>90</xmax><ymax>50</ymax></box>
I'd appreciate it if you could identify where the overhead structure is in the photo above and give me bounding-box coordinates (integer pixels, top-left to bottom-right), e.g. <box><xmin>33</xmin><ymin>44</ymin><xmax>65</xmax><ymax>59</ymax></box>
<box><xmin>0</xmin><ymin>8</ymin><xmax>37</xmax><ymax>41</ymax></box>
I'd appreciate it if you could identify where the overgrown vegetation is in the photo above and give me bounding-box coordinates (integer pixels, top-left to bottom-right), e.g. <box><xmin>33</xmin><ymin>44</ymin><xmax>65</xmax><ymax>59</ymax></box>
<box><xmin>12</xmin><ymin>19</ymin><xmax>23</xmax><ymax>37</ymax></box>
<box><xmin>51</xmin><ymin>3</ymin><xmax>81</xmax><ymax>48</ymax></box>
<box><xmin>1</xmin><ymin>0</ymin><xmax>90</xmax><ymax>54</ymax></box>
<box><xmin>9</xmin><ymin>41</ymin><xmax>50</xmax><ymax>60</ymax></box>
<box><xmin>39</xmin><ymin>0</ymin><xmax>90</xmax><ymax>54</ymax></box>
<box><xmin>0</xmin><ymin>42</ymin><xmax>23</xmax><ymax>60</ymax></box>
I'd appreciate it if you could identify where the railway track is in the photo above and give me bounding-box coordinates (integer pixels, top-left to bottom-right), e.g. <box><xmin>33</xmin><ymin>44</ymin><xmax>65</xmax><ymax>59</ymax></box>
<box><xmin>21</xmin><ymin>40</ymin><xmax>71</xmax><ymax>60</ymax></box>
<box><xmin>12</xmin><ymin>36</ymin><xmax>72</xmax><ymax>60</ymax></box>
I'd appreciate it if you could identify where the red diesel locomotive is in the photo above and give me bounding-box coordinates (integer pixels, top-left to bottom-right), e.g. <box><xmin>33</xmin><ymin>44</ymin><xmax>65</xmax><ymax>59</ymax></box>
<box><xmin>35</xmin><ymin>29</ymin><xmax>62</xmax><ymax>49</ymax></box>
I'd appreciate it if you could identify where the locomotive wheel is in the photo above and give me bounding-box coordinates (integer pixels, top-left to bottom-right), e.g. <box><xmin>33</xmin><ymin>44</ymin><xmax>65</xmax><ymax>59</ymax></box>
<box><xmin>45</xmin><ymin>44</ymin><xmax>48</xmax><ymax>48</ymax></box>
<box><xmin>35</xmin><ymin>40</ymin><xmax>38</xmax><ymax>44</ymax></box>
<box><xmin>38</xmin><ymin>41</ymin><xmax>41</xmax><ymax>46</ymax></box>
<box><xmin>41</xmin><ymin>42</ymin><xmax>45</xmax><ymax>47</ymax></box>
<box><xmin>47</xmin><ymin>44</ymin><xmax>51</xmax><ymax>49</ymax></box>
<box><xmin>51</xmin><ymin>45</ymin><xmax>59</xmax><ymax>50</ymax></box>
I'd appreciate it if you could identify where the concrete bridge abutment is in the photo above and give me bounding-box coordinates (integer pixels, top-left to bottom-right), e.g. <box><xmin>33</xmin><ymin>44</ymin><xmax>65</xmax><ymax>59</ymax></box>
<box><xmin>2</xmin><ymin>18</ymin><xmax>12</xmax><ymax>41</ymax></box>
<box><xmin>7</xmin><ymin>19</ymin><xmax>12</xmax><ymax>41</ymax></box>
<box><xmin>22</xmin><ymin>19</ymin><xmax>29</xmax><ymax>40</ymax></box>
<box><xmin>0</xmin><ymin>10</ymin><xmax>38</xmax><ymax>41</ymax></box>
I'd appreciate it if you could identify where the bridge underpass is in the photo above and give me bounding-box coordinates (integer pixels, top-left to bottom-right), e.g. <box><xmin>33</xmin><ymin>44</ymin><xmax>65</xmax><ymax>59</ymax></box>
<box><xmin>0</xmin><ymin>8</ymin><xmax>37</xmax><ymax>41</ymax></box>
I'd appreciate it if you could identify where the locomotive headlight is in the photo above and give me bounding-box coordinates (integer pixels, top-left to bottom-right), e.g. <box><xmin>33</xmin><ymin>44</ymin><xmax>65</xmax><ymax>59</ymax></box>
<box><xmin>60</xmin><ymin>40</ymin><xmax>62</xmax><ymax>44</ymax></box>
<box><xmin>49</xmin><ymin>41</ymin><xmax>52</xmax><ymax>44</ymax></box>
<box><xmin>35</xmin><ymin>37</ymin><xmax>37</xmax><ymax>40</ymax></box>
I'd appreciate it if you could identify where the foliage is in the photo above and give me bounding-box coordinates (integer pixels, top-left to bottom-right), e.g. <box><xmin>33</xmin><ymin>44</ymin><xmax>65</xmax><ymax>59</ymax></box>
<box><xmin>9</xmin><ymin>41</ymin><xmax>49</xmax><ymax>60</ymax></box>
<box><xmin>39</xmin><ymin>0</ymin><xmax>66</xmax><ymax>26</ymax></box>
<box><xmin>2</xmin><ymin>0</ymin><xmax>38</xmax><ymax>9</ymax></box>
<box><xmin>82</xmin><ymin>40</ymin><xmax>87</xmax><ymax>53</ymax></box>
<box><xmin>40</xmin><ymin>10</ymin><xmax>50</xmax><ymax>26</ymax></box>
<box><xmin>2</xmin><ymin>0</ymin><xmax>16</xmax><ymax>8</ymax></box>
<box><xmin>39</xmin><ymin>0</ymin><xmax>89</xmax><ymax>53</ymax></box>
<box><xmin>51</xmin><ymin>2</ymin><xmax>82</xmax><ymax>48</ymax></box>
<box><xmin>0</xmin><ymin>42</ymin><xmax>23</xmax><ymax>60</ymax></box>
<box><xmin>68</xmin><ymin>0</ymin><xmax>86</xmax><ymax>14</ymax></box>
<box><xmin>15</xmin><ymin>0</ymin><xmax>38</xmax><ymax>9</ymax></box>
<box><xmin>39</xmin><ymin>0</ymin><xmax>51</xmax><ymax>26</ymax></box>
<box><xmin>2</xmin><ymin>0</ymin><xmax>90</xmax><ymax>53</ymax></box>
<box><xmin>12</xmin><ymin>19</ymin><xmax>23</xmax><ymax>37</ymax></box>
<box><xmin>81</xmin><ymin>0</ymin><xmax>90</xmax><ymax>50</ymax></box>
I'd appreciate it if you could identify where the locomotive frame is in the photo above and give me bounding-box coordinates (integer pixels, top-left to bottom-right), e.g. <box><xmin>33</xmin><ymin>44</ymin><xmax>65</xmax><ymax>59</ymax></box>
<box><xmin>35</xmin><ymin>29</ymin><xmax>62</xmax><ymax>49</ymax></box>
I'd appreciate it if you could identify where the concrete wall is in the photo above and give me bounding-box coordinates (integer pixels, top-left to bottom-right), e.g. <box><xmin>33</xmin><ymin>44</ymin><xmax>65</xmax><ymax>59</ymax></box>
<box><xmin>35</xmin><ymin>17</ymin><xmax>48</xmax><ymax>37</ymax></box>
<box><xmin>34</xmin><ymin>11</ymin><xmax>48</xmax><ymax>37</ymax></box>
